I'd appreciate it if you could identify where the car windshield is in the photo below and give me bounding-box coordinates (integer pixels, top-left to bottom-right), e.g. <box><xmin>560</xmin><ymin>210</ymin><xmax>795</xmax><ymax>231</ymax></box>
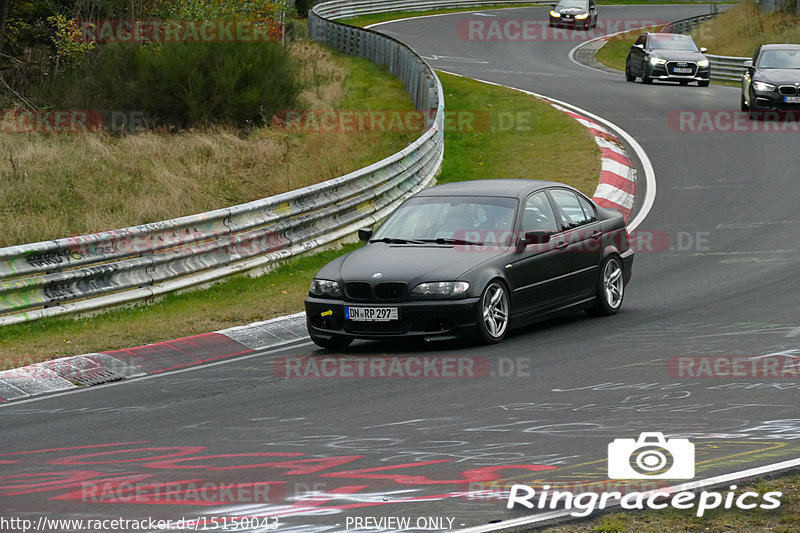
<box><xmin>373</xmin><ymin>196</ymin><xmax>518</xmax><ymax>244</ymax></box>
<box><xmin>556</xmin><ymin>0</ymin><xmax>587</xmax><ymax>9</ymax></box>
<box><xmin>757</xmin><ymin>49</ymin><xmax>800</xmax><ymax>69</ymax></box>
<box><xmin>649</xmin><ymin>35</ymin><xmax>699</xmax><ymax>52</ymax></box>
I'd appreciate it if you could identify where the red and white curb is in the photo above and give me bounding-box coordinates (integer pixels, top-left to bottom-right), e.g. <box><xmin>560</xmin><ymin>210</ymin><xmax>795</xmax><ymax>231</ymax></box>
<box><xmin>0</xmin><ymin>313</ymin><xmax>308</xmax><ymax>402</ymax></box>
<box><xmin>550</xmin><ymin>103</ymin><xmax>637</xmax><ymax>220</ymax></box>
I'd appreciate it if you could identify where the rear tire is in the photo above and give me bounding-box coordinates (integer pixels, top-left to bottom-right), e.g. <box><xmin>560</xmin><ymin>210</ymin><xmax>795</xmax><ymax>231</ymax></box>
<box><xmin>587</xmin><ymin>255</ymin><xmax>625</xmax><ymax>317</ymax></box>
<box><xmin>475</xmin><ymin>281</ymin><xmax>510</xmax><ymax>345</ymax></box>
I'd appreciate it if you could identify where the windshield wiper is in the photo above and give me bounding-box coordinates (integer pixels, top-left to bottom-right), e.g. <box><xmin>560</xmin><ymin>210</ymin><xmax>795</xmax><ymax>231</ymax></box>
<box><xmin>417</xmin><ymin>237</ymin><xmax>485</xmax><ymax>246</ymax></box>
<box><xmin>369</xmin><ymin>237</ymin><xmax>426</xmax><ymax>244</ymax></box>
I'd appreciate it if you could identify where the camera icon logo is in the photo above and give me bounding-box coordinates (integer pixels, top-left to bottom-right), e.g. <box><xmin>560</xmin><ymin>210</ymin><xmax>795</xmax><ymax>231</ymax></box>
<box><xmin>608</xmin><ymin>432</ymin><xmax>695</xmax><ymax>480</ymax></box>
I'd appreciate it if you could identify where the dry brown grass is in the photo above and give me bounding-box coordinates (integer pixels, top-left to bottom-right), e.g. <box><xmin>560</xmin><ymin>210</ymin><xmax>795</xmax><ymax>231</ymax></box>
<box><xmin>0</xmin><ymin>42</ymin><xmax>416</xmax><ymax>246</ymax></box>
<box><xmin>691</xmin><ymin>2</ymin><xmax>800</xmax><ymax>58</ymax></box>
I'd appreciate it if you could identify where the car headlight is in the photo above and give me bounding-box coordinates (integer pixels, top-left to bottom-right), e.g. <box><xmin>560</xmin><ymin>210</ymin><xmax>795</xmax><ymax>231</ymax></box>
<box><xmin>575</xmin><ymin>13</ymin><xmax>589</xmax><ymax>19</ymax></box>
<box><xmin>411</xmin><ymin>281</ymin><xmax>470</xmax><ymax>298</ymax></box>
<box><xmin>309</xmin><ymin>279</ymin><xmax>342</xmax><ymax>298</ymax></box>
<box><xmin>549</xmin><ymin>10</ymin><xmax>561</xmax><ymax>17</ymax></box>
<box><xmin>753</xmin><ymin>81</ymin><xmax>776</xmax><ymax>92</ymax></box>
<box><xmin>696</xmin><ymin>59</ymin><xmax>709</xmax><ymax>67</ymax></box>
<box><xmin>649</xmin><ymin>57</ymin><xmax>667</xmax><ymax>65</ymax></box>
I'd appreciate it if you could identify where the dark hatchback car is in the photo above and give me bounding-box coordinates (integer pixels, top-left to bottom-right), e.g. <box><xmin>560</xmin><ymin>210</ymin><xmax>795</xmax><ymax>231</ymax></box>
<box><xmin>549</xmin><ymin>0</ymin><xmax>597</xmax><ymax>30</ymax></box>
<box><xmin>626</xmin><ymin>32</ymin><xmax>710</xmax><ymax>86</ymax></box>
<box><xmin>304</xmin><ymin>180</ymin><xmax>634</xmax><ymax>349</ymax></box>
<box><xmin>741</xmin><ymin>44</ymin><xmax>800</xmax><ymax>117</ymax></box>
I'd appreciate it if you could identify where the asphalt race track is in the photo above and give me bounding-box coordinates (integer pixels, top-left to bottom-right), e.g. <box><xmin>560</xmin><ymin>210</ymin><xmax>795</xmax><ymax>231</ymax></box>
<box><xmin>1</xmin><ymin>5</ymin><xmax>799</xmax><ymax>532</ymax></box>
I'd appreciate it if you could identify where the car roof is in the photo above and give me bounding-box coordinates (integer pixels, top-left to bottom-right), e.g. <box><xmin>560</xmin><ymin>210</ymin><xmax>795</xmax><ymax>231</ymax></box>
<box><xmin>759</xmin><ymin>43</ymin><xmax>800</xmax><ymax>51</ymax></box>
<box><xmin>647</xmin><ymin>32</ymin><xmax>692</xmax><ymax>39</ymax></box>
<box><xmin>416</xmin><ymin>179</ymin><xmax>571</xmax><ymax>199</ymax></box>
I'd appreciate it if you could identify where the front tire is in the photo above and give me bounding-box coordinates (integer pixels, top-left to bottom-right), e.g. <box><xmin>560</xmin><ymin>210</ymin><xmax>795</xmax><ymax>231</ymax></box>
<box><xmin>740</xmin><ymin>93</ymin><xmax>749</xmax><ymax>111</ymax></box>
<box><xmin>475</xmin><ymin>281</ymin><xmax>510</xmax><ymax>344</ymax></box>
<box><xmin>587</xmin><ymin>255</ymin><xmax>625</xmax><ymax>316</ymax></box>
<box><xmin>641</xmin><ymin>64</ymin><xmax>653</xmax><ymax>84</ymax></box>
<box><xmin>698</xmin><ymin>80</ymin><xmax>710</xmax><ymax>87</ymax></box>
<box><xmin>625</xmin><ymin>59</ymin><xmax>636</xmax><ymax>82</ymax></box>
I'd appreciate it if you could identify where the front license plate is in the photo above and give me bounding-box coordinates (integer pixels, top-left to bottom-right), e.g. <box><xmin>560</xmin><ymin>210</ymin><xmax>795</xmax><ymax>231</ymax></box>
<box><xmin>784</xmin><ymin>96</ymin><xmax>800</xmax><ymax>103</ymax></box>
<box><xmin>345</xmin><ymin>307</ymin><xmax>398</xmax><ymax>322</ymax></box>
<box><xmin>673</xmin><ymin>67</ymin><xmax>692</xmax><ymax>74</ymax></box>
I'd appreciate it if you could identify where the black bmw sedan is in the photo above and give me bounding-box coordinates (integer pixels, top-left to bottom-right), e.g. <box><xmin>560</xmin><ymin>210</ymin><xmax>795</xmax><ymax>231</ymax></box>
<box><xmin>549</xmin><ymin>0</ymin><xmax>597</xmax><ymax>30</ymax></box>
<box><xmin>304</xmin><ymin>180</ymin><xmax>634</xmax><ymax>349</ymax></box>
<box><xmin>626</xmin><ymin>32</ymin><xmax>710</xmax><ymax>86</ymax></box>
<box><xmin>741</xmin><ymin>44</ymin><xmax>800</xmax><ymax>116</ymax></box>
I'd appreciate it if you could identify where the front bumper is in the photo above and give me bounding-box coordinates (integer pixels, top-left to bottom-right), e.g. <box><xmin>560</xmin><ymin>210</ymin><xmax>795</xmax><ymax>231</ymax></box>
<box><xmin>305</xmin><ymin>296</ymin><xmax>481</xmax><ymax>342</ymax></box>
<box><xmin>649</xmin><ymin>64</ymin><xmax>710</xmax><ymax>83</ymax></box>
<box><xmin>749</xmin><ymin>90</ymin><xmax>800</xmax><ymax>112</ymax></box>
<box><xmin>549</xmin><ymin>16</ymin><xmax>590</xmax><ymax>28</ymax></box>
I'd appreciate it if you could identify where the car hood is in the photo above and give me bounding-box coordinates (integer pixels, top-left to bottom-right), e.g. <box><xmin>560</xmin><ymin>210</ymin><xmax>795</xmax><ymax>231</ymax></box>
<box><xmin>318</xmin><ymin>243</ymin><xmax>507</xmax><ymax>285</ymax></box>
<box><xmin>555</xmin><ymin>7</ymin><xmax>586</xmax><ymax>14</ymax></box>
<box><xmin>755</xmin><ymin>69</ymin><xmax>800</xmax><ymax>85</ymax></box>
<box><xmin>650</xmin><ymin>50</ymin><xmax>707</xmax><ymax>62</ymax></box>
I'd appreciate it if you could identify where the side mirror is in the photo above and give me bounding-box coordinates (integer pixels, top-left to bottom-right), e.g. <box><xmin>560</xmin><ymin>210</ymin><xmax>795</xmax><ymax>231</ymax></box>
<box><xmin>634</xmin><ymin>43</ymin><xmax>644</xmax><ymax>50</ymax></box>
<box><xmin>700</xmin><ymin>47</ymin><xmax>708</xmax><ymax>53</ymax></box>
<box><xmin>357</xmin><ymin>228</ymin><xmax>373</xmax><ymax>242</ymax></box>
<box><xmin>518</xmin><ymin>231</ymin><xmax>551</xmax><ymax>250</ymax></box>
<box><xmin>743</xmin><ymin>59</ymin><xmax>753</xmax><ymax>68</ymax></box>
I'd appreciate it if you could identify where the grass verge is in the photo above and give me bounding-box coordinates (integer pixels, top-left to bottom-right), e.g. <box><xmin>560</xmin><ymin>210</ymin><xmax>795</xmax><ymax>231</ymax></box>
<box><xmin>541</xmin><ymin>474</ymin><xmax>800</xmax><ymax>533</ymax></box>
<box><xmin>436</xmin><ymin>71</ymin><xmax>599</xmax><ymax>197</ymax></box>
<box><xmin>0</xmin><ymin>43</ymin><xmax>417</xmax><ymax>246</ymax></box>
<box><xmin>0</xmin><ymin>71</ymin><xmax>600</xmax><ymax>365</ymax></box>
<box><xmin>689</xmin><ymin>1</ymin><xmax>800</xmax><ymax>58</ymax></box>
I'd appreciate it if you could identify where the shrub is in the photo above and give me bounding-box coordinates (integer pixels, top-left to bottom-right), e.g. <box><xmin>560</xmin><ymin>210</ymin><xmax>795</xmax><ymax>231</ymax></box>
<box><xmin>31</xmin><ymin>40</ymin><xmax>301</xmax><ymax>129</ymax></box>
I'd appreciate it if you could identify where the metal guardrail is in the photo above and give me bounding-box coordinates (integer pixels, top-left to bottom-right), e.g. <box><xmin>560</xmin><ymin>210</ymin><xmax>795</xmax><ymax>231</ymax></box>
<box><xmin>314</xmin><ymin>0</ymin><xmax>550</xmax><ymax>20</ymax></box>
<box><xmin>663</xmin><ymin>12</ymin><xmax>748</xmax><ymax>82</ymax></box>
<box><xmin>0</xmin><ymin>0</ymin><xmax>449</xmax><ymax>326</ymax></box>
